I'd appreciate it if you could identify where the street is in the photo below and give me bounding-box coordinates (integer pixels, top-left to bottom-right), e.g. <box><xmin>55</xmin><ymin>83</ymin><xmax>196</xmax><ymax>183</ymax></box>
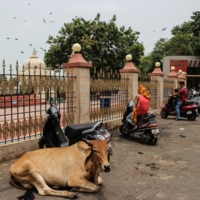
<box><xmin>0</xmin><ymin>115</ymin><xmax>200</xmax><ymax>200</ymax></box>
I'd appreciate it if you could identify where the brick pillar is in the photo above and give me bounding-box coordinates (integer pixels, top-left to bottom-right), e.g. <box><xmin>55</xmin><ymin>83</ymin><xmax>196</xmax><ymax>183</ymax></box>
<box><xmin>167</xmin><ymin>66</ymin><xmax>178</xmax><ymax>89</ymax></box>
<box><xmin>120</xmin><ymin>55</ymin><xmax>140</xmax><ymax>101</ymax></box>
<box><xmin>150</xmin><ymin>62</ymin><xmax>164</xmax><ymax>109</ymax></box>
<box><xmin>177</xmin><ymin>70</ymin><xmax>187</xmax><ymax>87</ymax></box>
<box><xmin>63</xmin><ymin>47</ymin><xmax>92</xmax><ymax>124</ymax></box>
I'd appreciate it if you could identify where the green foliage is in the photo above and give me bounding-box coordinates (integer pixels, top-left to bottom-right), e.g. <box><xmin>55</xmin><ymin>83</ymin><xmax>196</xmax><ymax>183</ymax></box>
<box><xmin>190</xmin><ymin>11</ymin><xmax>200</xmax><ymax>55</ymax></box>
<box><xmin>138</xmin><ymin>54</ymin><xmax>154</xmax><ymax>73</ymax></box>
<box><xmin>166</xmin><ymin>34</ymin><xmax>194</xmax><ymax>55</ymax></box>
<box><xmin>140</xmin><ymin>11</ymin><xmax>200</xmax><ymax>74</ymax></box>
<box><xmin>44</xmin><ymin>14</ymin><xmax>144</xmax><ymax>76</ymax></box>
<box><xmin>171</xmin><ymin>21</ymin><xmax>193</xmax><ymax>35</ymax></box>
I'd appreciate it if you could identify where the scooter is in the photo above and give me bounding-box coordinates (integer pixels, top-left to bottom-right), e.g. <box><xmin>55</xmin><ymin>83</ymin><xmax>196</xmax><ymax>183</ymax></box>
<box><xmin>160</xmin><ymin>96</ymin><xmax>198</xmax><ymax>120</ymax></box>
<box><xmin>119</xmin><ymin>101</ymin><xmax>160</xmax><ymax>145</ymax></box>
<box><xmin>188</xmin><ymin>96</ymin><xmax>200</xmax><ymax>114</ymax></box>
<box><xmin>188</xmin><ymin>88</ymin><xmax>198</xmax><ymax>99</ymax></box>
<box><xmin>38</xmin><ymin>101</ymin><xmax>113</xmax><ymax>155</ymax></box>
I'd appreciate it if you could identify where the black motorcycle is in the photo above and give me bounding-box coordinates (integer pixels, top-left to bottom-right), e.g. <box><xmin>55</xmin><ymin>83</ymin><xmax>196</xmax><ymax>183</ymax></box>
<box><xmin>119</xmin><ymin>101</ymin><xmax>159</xmax><ymax>145</ymax></box>
<box><xmin>38</xmin><ymin>102</ymin><xmax>113</xmax><ymax>155</ymax></box>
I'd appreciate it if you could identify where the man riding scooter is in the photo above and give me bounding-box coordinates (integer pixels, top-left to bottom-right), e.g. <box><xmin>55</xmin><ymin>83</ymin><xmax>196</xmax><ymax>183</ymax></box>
<box><xmin>161</xmin><ymin>81</ymin><xmax>198</xmax><ymax>121</ymax></box>
<box><xmin>175</xmin><ymin>81</ymin><xmax>188</xmax><ymax>121</ymax></box>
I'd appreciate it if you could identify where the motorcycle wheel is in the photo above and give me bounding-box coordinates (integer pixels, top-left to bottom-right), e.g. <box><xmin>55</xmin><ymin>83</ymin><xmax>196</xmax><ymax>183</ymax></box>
<box><xmin>119</xmin><ymin>125</ymin><xmax>131</xmax><ymax>136</ymax></box>
<box><xmin>143</xmin><ymin>130</ymin><xmax>158</xmax><ymax>145</ymax></box>
<box><xmin>187</xmin><ymin>112</ymin><xmax>196</xmax><ymax>121</ymax></box>
<box><xmin>160</xmin><ymin>109</ymin><xmax>168</xmax><ymax>118</ymax></box>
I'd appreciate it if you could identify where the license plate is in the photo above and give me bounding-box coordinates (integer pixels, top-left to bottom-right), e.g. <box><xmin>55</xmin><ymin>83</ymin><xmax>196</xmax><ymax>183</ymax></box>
<box><xmin>187</xmin><ymin>111</ymin><xmax>192</xmax><ymax>114</ymax></box>
<box><xmin>151</xmin><ymin>129</ymin><xmax>160</xmax><ymax>134</ymax></box>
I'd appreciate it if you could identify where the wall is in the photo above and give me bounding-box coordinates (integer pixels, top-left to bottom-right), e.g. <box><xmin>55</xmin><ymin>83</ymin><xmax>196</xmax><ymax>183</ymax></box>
<box><xmin>163</xmin><ymin>56</ymin><xmax>200</xmax><ymax>76</ymax></box>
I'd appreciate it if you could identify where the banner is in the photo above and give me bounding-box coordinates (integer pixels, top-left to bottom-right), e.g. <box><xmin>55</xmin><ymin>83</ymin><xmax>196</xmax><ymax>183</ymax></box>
<box><xmin>170</xmin><ymin>60</ymin><xmax>188</xmax><ymax>73</ymax></box>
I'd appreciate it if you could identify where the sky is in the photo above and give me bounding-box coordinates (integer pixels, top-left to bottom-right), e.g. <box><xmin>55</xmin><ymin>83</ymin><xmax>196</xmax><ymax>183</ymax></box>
<box><xmin>0</xmin><ymin>0</ymin><xmax>200</xmax><ymax>74</ymax></box>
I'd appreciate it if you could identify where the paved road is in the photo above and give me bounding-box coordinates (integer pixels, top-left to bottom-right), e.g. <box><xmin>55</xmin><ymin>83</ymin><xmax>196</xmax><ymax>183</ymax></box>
<box><xmin>0</xmin><ymin>115</ymin><xmax>200</xmax><ymax>200</ymax></box>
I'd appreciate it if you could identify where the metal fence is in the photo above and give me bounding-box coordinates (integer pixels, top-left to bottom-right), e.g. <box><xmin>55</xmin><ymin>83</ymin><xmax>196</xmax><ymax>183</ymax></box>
<box><xmin>0</xmin><ymin>61</ymin><xmax>76</xmax><ymax>144</ymax></box>
<box><xmin>163</xmin><ymin>79</ymin><xmax>174</xmax><ymax>104</ymax></box>
<box><xmin>90</xmin><ymin>72</ymin><xmax>129</xmax><ymax>122</ymax></box>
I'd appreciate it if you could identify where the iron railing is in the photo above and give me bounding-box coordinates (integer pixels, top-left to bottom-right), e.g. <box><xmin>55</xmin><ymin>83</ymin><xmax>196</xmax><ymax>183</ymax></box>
<box><xmin>0</xmin><ymin>61</ymin><xmax>76</xmax><ymax>144</ymax></box>
<box><xmin>163</xmin><ymin>79</ymin><xmax>174</xmax><ymax>104</ymax></box>
<box><xmin>90</xmin><ymin>72</ymin><xmax>129</xmax><ymax>122</ymax></box>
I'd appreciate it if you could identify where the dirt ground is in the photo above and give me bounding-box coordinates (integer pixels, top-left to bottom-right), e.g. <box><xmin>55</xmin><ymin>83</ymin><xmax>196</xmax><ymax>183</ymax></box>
<box><xmin>0</xmin><ymin>115</ymin><xmax>200</xmax><ymax>200</ymax></box>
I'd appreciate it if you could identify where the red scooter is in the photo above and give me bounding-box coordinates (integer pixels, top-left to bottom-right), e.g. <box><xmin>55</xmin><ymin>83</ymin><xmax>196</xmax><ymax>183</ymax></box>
<box><xmin>161</xmin><ymin>96</ymin><xmax>198</xmax><ymax>120</ymax></box>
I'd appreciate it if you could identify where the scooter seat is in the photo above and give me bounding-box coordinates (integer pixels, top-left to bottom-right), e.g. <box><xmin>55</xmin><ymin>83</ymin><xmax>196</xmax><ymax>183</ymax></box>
<box><xmin>182</xmin><ymin>100</ymin><xmax>196</xmax><ymax>106</ymax></box>
<box><xmin>148</xmin><ymin>113</ymin><xmax>156</xmax><ymax>118</ymax></box>
<box><xmin>137</xmin><ymin>114</ymin><xmax>148</xmax><ymax>119</ymax></box>
<box><xmin>138</xmin><ymin>113</ymin><xmax>155</xmax><ymax>119</ymax></box>
<box><xmin>65</xmin><ymin>121</ymin><xmax>102</xmax><ymax>139</ymax></box>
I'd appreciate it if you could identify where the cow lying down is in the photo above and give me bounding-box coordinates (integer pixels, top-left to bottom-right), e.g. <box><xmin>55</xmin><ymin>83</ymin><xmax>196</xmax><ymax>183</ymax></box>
<box><xmin>9</xmin><ymin>139</ymin><xmax>111</xmax><ymax>199</ymax></box>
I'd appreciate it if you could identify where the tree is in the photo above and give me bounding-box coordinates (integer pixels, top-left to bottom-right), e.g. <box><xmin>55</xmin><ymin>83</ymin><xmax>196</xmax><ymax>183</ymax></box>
<box><xmin>171</xmin><ymin>21</ymin><xmax>193</xmax><ymax>35</ymax></box>
<box><xmin>190</xmin><ymin>11</ymin><xmax>200</xmax><ymax>55</ymax></box>
<box><xmin>138</xmin><ymin>54</ymin><xmax>154</xmax><ymax>74</ymax></box>
<box><xmin>167</xmin><ymin>34</ymin><xmax>194</xmax><ymax>55</ymax></box>
<box><xmin>44</xmin><ymin>14</ymin><xmax>144</xmax><ymax>77</ymax></box>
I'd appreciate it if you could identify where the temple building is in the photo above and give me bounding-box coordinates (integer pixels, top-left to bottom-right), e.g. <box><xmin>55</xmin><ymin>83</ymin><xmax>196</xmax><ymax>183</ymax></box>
<box><xmin>18</xmin><ymin>50</ymin><xmax>50</xmax><ymax>75</ymax></box>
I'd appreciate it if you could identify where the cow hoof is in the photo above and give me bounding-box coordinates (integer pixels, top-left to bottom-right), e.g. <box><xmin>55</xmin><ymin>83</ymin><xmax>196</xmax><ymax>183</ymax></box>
<box><xmin>70</xmin><ymin>188</ymin><xmax>78</xmax><ymax>192</ymax></box>
<box><xmin>98</xmin><ymin>176</ymin><xmax>103</xmax><ymax>185</ymax></box>
<box><xmin>68</xmin><ymin>192</ymin><xmax>78</xmax><ymax>199</ymax></box>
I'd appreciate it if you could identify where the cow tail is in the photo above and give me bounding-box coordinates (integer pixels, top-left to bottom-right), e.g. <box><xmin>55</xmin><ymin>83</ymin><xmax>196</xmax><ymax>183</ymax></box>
<box><xmin>9</xmin><ymin>171</ymin><xmax>26</xmax><ymax>190</ymax></box>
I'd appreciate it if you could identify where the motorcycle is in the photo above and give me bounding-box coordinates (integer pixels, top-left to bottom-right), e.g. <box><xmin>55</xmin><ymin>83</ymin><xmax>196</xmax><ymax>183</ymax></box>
<box><xmin>188</xmin><ymin>88</ymin><xmax>198</xmax><ymax>99</ymax></box>
<box><xmin>38</xmin><ymin>101</ymin><xmax>113</xmax><ymax>155</ymax></box>
<box><xmin>119</xmin><ymin>101</ymin><xmax>160</xmax><ymax>145</ymax></box>
<box><xmin>160</xmin><ymin>96</ymin><xmax>198</xmax><ymax>120</ymax></box>
<box><xmin>188</xmin><ymin>96</ymin><xmax>200</xmax><ymax>115</ymax></box>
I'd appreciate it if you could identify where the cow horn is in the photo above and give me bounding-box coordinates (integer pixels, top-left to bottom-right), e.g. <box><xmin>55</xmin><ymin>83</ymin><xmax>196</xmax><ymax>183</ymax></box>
<box><xmin>82</xmin><ymin>138</ymin><xmax>92</xmax><ymax>146</ymax></box>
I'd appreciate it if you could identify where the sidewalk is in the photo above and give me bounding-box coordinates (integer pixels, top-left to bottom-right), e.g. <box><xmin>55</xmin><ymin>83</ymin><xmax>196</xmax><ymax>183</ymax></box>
<box><xmin>0</xmin><ymin>115</ymin><xmax>200</xmax><ymax>200</ymax></box>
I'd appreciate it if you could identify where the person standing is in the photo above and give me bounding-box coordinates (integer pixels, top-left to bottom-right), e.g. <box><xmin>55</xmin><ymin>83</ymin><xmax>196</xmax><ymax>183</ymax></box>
<box><xmin>175</xmin><ymin>81</ymin><xmax>188</xmax><ymax>120</ymax></box>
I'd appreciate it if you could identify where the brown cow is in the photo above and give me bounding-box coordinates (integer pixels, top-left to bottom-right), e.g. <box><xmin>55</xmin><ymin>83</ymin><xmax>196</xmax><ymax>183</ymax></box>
<box><xmin>9</xmin><ymin>139</ymin><xmax>111</xmax><ymax>199</ymax></box>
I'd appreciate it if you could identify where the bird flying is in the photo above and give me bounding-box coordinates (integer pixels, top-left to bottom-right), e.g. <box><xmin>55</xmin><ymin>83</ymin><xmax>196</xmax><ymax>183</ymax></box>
<box><xmin>15</xmin><ymin>38</ymin><xmax>18</xmax><ymax>40</ymax></box>
<box><xmin>50</xmin><ymin>12</ymin><xmax>52</xmax><ymax>15</ymax></box>
<box><xmin>162</xmin><ymin>27</ymin><xmax>167</xmax><ymax>31</ymax></box>
<box><xmin>14</xmin><ymin>17</ymin><xmax>16</xmax><ymax>19</ymax></box>
<box><xmin>30</xmin><ymin>44</ymin><xmax>32</xmax><ymax>46</ymax></box>
<box><xmin>7</xmin><ymin>37</ymin><xmax>10</xmax><ymax>39</ymax></box>
<box><xmin>21</xmin><ymin>51</ymin><xmax>24</xmax><ymax>53</ymax></box>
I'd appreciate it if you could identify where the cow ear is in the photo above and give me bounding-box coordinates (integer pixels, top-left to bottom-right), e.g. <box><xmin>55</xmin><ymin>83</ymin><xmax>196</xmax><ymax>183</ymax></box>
<box><xmin>85</xmin><ymin>155</ymin><xmax>93</xmax><ymax>171</ymax></box>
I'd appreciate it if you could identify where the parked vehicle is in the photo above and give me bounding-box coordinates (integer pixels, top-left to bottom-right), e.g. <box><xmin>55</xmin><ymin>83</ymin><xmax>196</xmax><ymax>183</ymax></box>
<box><xmin>119</xmin><ymin>101</ymin><xmax>160</xmax><ymax>145</ymax></box>
<box><xmin>161</xmin><ymin>96</ymin><xmax>198</xmax><ymax>120</ymax></box>
<box><xmin>188</xmin><ymin>96</ymin><xmax>200</xmax><ymax>114</ymax></box>
<box><xmin>188</xmin><ymin>88</ymin><xmax>199</xmax><ymax>99</ymax></box>
<box><xmin>38</xmin><ymin>101</ymin><xmax>113</xmax><ymax>155</ymax></box>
